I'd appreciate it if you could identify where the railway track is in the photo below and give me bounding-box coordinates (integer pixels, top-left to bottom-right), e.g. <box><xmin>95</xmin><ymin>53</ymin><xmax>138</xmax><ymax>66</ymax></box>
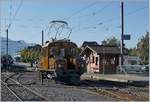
<box><xmin>1</xmin><ymin>71</ymin><xmax>148</xmax><ymax>101</ymax></box>
<box><xmin>1</xmin><ymin>73</ymin><xmax>49</xmax><ymax>101</ymax></box>
<box><xmin>45</xmin><ymin>80</ymin><xmax>129</xmax><ymax>101</ymax></box>
<box><xmin>37</xmin><ymin>77</ymin><xmax>148</xmax><ymax>101</ymax></box>
<box><xmin>1</xmin><ymin>80</ymin><xmax>22</xmax><ymax>101</ymax></box>
<box><xmin>81</xmin><ymin>80</ymin><xmax>148</xmax><ymax>101</ymax></box>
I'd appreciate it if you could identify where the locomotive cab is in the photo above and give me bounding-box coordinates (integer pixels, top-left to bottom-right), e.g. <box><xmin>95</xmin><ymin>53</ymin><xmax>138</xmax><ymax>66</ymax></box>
<box><xmin>38</xmin><ymin>39</ymin><xmax>85</xmax><ymax>84</ymax></box>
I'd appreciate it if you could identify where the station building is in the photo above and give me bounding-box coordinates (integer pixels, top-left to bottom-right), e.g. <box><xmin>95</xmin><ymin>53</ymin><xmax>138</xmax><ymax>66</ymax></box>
<box><xmin>80</xmin><ymin>45</ymin><xmax>120</xmax><ymax>74</ymax></box>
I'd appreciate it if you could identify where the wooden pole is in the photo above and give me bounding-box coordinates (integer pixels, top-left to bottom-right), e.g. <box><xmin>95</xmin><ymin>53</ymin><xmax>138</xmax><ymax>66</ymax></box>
<box><xmin>121</xmin><ymin>1</ymin><xmax>124</xmax><ymax>66</ymax></box>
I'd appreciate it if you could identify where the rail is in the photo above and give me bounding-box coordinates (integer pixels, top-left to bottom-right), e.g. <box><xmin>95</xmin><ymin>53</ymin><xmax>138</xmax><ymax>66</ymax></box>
<box><xmin>1</xmin><ymin>73</ymin><xmax>49</xmax><ymax>101</ymax></box>
<box><xmin>1</xmin><ymin>80</ymin><xmax>22</xmax><ymax>101</ymax></box>
<box><xmin>82</xmin><ymin>80</ymin><xmax>148</xmax><ymax>101</ymax></box>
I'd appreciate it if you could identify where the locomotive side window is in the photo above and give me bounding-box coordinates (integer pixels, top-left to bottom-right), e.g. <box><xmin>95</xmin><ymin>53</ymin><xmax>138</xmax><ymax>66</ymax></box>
<box><xmin>48</xmin><ymin>43</ymin><xmax>78</xmax><ymax>58</ymax></box>
<box><xmin>65</xmin><ymin>48</ymin><xmax>71</xmax><ymax>57</ymax></box>
<box><xmin>50</xmin><ymin>47</ymin><xmax>61</xmax><ymax>56</ymax></box>
<box><xmin>70</xmin><ymin>48</ymin><xmax>76</xmax><ymax>56</ymax></box>
<box><xmin>50</xmin><ymin>47</ymin><xmax>56</xmax><ymax>55</ymax></box>
<box><xmin>75</xmin><ymin>48</ymin><xmax>79</xmax><ymax>56</ymax></box>
<box><xmin>60</xmin><ymin>48</ymin><xmax>65</xmax><ymax>57</ymax></box>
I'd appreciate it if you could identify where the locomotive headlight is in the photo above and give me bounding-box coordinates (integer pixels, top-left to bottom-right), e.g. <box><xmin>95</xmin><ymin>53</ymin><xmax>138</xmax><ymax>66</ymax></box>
<box><xmin>47</xmin><ymin>74</ymin><xmax>52</xmax><ymax>79</ymax></box>
<box><xmin>81</xmin><ymin>63</ymin><xmax>84</xmax><ymax>67</ymax></box>
<box><xmin>58</xmin><ymin>64</ymin><xmax>62</xmax><ymax>68</ymax></box>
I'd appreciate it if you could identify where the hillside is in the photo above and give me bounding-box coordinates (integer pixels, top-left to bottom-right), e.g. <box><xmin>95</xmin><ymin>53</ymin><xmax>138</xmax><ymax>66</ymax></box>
<box><xmin>1</xmin><ymin>37</ymin><xmax>36</xmax><ymax>57</ymax></box>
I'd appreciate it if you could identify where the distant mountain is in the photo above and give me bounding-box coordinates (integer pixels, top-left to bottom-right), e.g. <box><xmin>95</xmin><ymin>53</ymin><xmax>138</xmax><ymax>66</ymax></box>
<box><xmin>1</xmin><ymin>37</ymin><xmax>36</xmax><ymax>57</ymax></box>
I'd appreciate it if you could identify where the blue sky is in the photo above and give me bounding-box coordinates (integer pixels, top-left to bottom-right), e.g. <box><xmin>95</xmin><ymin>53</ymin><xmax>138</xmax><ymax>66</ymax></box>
<box><xmin>0</xmin><ymin>0</ymin><xmax>149</xmax><ymax>48</ymax></box>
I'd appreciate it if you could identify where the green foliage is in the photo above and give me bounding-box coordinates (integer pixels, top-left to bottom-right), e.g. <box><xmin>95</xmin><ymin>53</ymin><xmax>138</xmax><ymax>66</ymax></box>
<box><xmin>20</xmin><ymin>48</ymin><xmax>41</xmax><ymax>63</ymax></box>
<box><xmin>128</xmin><ymin>48</ymin><xmax>138</xmax><ymax>56</ymax></box>
<box><xmin>101</xmin><ymin>33</ymin><xmax>149</xmax><ymax>64</ymax></box>
<box><xmin>136</xmin><ymin>32</ymin><xmax>149</xmax><ymax>64</ymax></box>
<box><xmin>128</xmin><ymin>32</ymin><xmax>149</xmax><ymax>64</ymax></box>
<box><xmin>101</xmin><ymin>36</ymin><xmax>120</xmax><ymax>47</ymax></box>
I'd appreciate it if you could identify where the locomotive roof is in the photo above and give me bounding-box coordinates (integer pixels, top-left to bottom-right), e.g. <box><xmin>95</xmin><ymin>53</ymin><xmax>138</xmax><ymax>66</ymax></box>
<box><xmin>42</xmin><ymin>39</ymin><xmax>77</xmax><ymax>48</ymax></box>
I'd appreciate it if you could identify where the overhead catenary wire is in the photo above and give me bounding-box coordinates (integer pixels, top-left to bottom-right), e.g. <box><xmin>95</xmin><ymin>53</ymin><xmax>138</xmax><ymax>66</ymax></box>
<box><xmin>68</xmin><ymin>1</ymin><xmax>116</xmax><ymax>32</ymax></box>
<box><xmin>71</xmin><ymin>1</ymin><xmax>117</xmax><ymax>33</ymax></box>
<box><xmin>42</xmin><ymin>1</ymin><xmax>98</xmax><ymax>38</ymax></box>
<box><xmin>13</xmin><ymin>0</ymin><xmax>23</xmax><ymax>20</ymax></box>
<box><xmin>43</xmin><ymin>1</ymin><xmax>98</xmax><ymax>37</ymax></box>
<box><xmin>7</xmin><ymin>0</ymin><xmax>23</xmax><ymax>29</ymax></box>
<box><xmin>62</xmin><ymin>1</ymin><xmax>98</xmax><ymax>20</ymax></box>
<box><xmin>96</xmin><ymin>5</ymin><xmax>148</xmax><ymax>28</ymax></box>
<box><xmin>99</xmin><ymin>6</ymin><xmax>148</xmax><ymax>25</ymax></box>
<box><xmin>69</xmin><ymin>1</ymin><xmax>115</xmax><ymax>20</ymax></box>
<box><xmin>90</xmin><ymin>1</ymin><xmax>115</xmax><ymax>16</ymax></box>
<box><xmin>9</xmin><ymin>0</ymin><xmax>13</xmax><ymax>28</ymax></box>
<box><xmin>72</xmin><ymin>5</ymin><xmax>148</xmax><ymax>33</ymax></box>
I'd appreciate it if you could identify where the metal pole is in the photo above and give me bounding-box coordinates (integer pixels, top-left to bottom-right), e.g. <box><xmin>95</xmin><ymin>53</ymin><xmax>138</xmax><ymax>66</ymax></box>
<box><xmin>42</xmin><ymin>30</ymin><xmax>44</xmax><ymax>46</ymax></box>
<box><xmin>6</xmin><ymin>29</ymin><xmax>8</xmax><ymax>56</ymax></box>
<box><xmin>121</xmin><ymin>1</ymin><xmax>124</xmax><ymax>66</ymax></box>
<box><xmin>6</xmin><ymin>29</ymin><xmax>8</xmax><ymax>68</ymax></box>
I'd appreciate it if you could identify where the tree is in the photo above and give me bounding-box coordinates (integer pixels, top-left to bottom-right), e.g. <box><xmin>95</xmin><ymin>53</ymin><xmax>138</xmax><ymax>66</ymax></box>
<box><xmin>20</xmin><ymin>45</ymin><xmax>41</xmax><ymax>63</ymax></box>
<box><xmin>128</xmin><ymin>32</ymin><xmax>149</xmax><ymax>64</ymax></box>
<box><xmin>136</xmin><ymin>32</ymin><xmax>149</xmax><ymax>64</ymax></box>
<box><xmin>101</xmin><ymin>36</ymin><xmax>120</xmax><ymax>47</ymax></box>
<box><xmin>128</xmin><ymin>48</ymin><xmax>138</xmax><ymax>56</ymax></box>
<box><xmin>20</xmin><ymin>48</ymin><xmax>28</xmax><ymax>62</ymax></box>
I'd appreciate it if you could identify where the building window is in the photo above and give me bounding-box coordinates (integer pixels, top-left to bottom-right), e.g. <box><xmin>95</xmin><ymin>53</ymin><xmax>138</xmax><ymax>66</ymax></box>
<box><xmin>96</xmin><ymin>57</ymin><xmax>98</xmax><ymax>65</ymax></box>
<box><xmin>92</xmin><ymin>56</ymin><xmax>94</xmax><ymax>63</ymax></box>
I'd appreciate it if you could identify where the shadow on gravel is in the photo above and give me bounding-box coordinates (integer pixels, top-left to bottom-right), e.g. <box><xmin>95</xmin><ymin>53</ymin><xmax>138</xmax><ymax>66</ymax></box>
<box><xmin>39</xmin><ymin>78</ymin><xmax>149</xmax><ymax>88</ymax></box>
<box><xmin>128</xmin><ymin>80</ymin><xmax>149</xmax><ymax>87</ymax></box>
